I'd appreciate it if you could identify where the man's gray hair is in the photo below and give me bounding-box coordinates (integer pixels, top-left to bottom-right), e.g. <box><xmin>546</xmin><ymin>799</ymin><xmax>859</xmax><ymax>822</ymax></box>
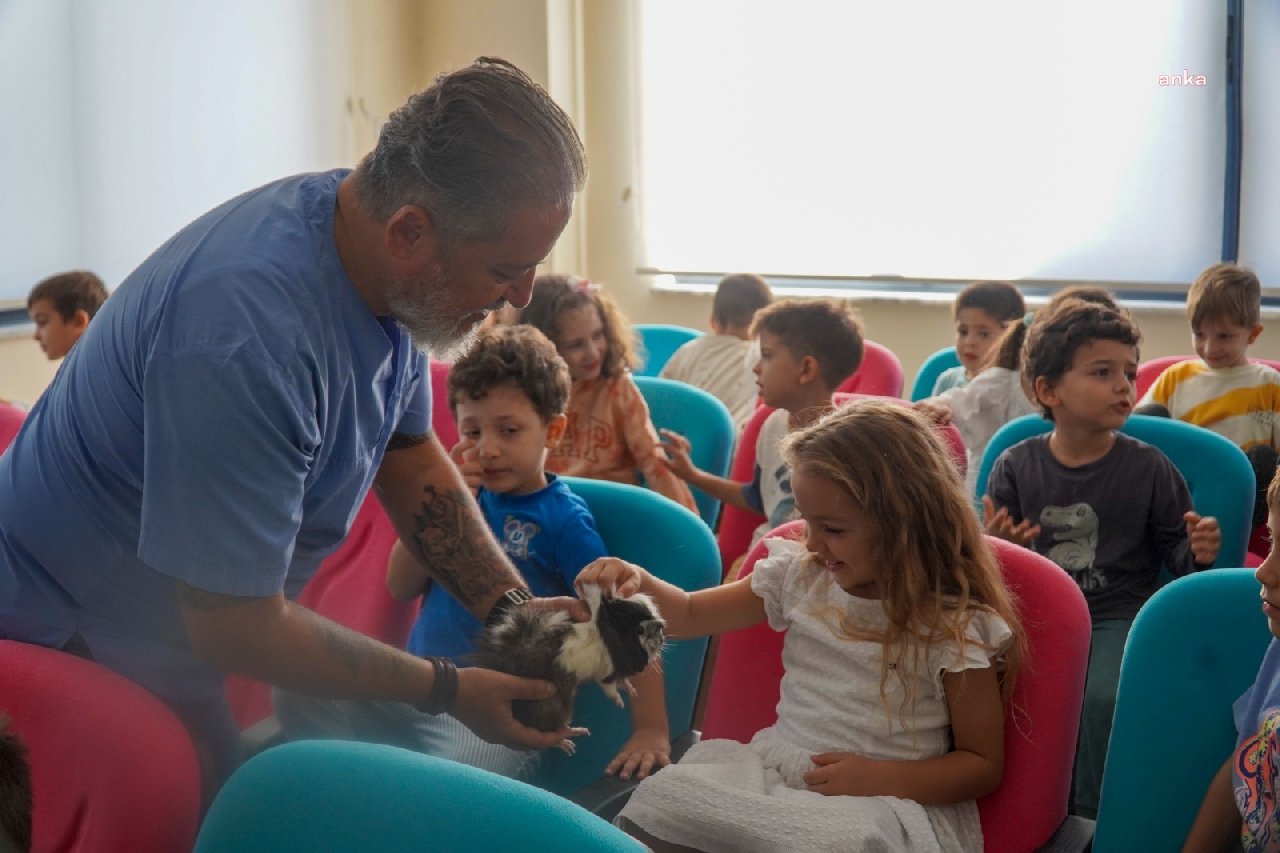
<box><xmin>354</xmin><ymin>56</ymin><xmax>587</xmax><ymax>244</ymax></box>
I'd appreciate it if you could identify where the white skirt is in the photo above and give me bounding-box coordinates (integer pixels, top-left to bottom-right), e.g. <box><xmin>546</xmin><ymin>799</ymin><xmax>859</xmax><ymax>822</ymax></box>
<box><xmin>616</xmin><ymin>727</ymin><xmax>983</xmax><ymax>853</ymax></box>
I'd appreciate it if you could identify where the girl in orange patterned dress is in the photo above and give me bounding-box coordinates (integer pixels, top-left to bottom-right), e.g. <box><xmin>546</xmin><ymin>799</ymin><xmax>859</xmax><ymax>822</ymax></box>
<box><xmin>514</xmin><ymin>275</ymin><xmax>696</xmax><ymax>513</ymax></box>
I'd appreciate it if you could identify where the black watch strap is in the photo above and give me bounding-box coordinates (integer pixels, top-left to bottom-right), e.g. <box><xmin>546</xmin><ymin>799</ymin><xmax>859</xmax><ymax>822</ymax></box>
<box><xmin>484</xmin><ymin>587</ymin><xmax>533</xmax><ymax>628</ymax></box>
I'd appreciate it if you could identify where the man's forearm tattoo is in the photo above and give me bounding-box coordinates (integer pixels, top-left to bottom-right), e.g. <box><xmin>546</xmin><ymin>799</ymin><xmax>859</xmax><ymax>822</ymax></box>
<box><xmin>411</xmin><ymin>484</ymin><xmax>513</xmax><ymax>608</ymax></box>
<box><xmin>386</xmin><ymin>431</ymin><xmax>429</xmax><ymax>452</ymax></box>
<box><xmin>313</xmin><ymin>615</ymin><xmax>401</xmax><ymax>678</ymax></box>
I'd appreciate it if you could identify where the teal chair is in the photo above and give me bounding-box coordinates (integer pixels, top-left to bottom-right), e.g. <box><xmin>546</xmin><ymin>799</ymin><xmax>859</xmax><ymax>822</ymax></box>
<box><xmin>633</xmin><ymin>375</ymin><xmax>734</xmax><ymax>526</ymax></box>
<box><xmin>536</xmin><ymin>477</ymin><xmax>720</xmax><ymax>797</ymax></box>
<box><xmin>974</xmin><ymin>414</ymin><xmax>1255</xmax><ymax>569</ymax></box>
<box><xmin>909</xmin><ymin>346</ymin><xmax>961</xmax><ymax>401</ymax></box>
<box><xmin>1091</xmin><ymin>569</ymin><xmax>1272</xmax><ymax>852</ymax></box>
<box><xmin>633</xmin><ymin>323</ymin><xmax>701</xmax><ymax>377</ymax></box>
<box><xmin>196</xmin><ymin>740</ymin><xmax>645</xmax><ymax>852</ymax></box>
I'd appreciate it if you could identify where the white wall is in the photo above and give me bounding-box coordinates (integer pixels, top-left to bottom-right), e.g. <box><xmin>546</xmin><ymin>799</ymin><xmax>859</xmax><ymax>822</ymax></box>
<box><xmin>0</xmin><ymin>0</ymin><xmax>352</xmax><ymax>299</ymax></box>
<box><xmin>0</xmin><ymin>0</ymin><xmax>80</xmax><ymax>300</ymax></box>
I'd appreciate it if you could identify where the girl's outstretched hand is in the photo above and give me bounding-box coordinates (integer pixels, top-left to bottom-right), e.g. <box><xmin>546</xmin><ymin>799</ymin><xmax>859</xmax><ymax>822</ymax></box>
<box><xmin>982</xmin><ymin>496</ymin><xmax>1041</xmax><ymax>547</ymax></box>
<box><xmin>606</xmin><ymin>726</ymin><xmax>672</xmax><ymax>781</ymax></box>
<box><xmin>574</xmin><ymin>557</ymin><xmax>646</xmax><ymax>599</ymax></box>
<box><xmin>804</xmin><ymin>752</ymin><xmax>879</xmax><ymax>797</ymax></box>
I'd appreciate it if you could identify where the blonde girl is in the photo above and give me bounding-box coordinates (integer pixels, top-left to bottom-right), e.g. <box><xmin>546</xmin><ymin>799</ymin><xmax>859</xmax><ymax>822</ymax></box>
<box><xmin>515</xmin><ymin>274</ymin><xmax>696</xmax><ymax>512</ymax></box>
<box><xmin>577</xmin><ymin>399</ymin><xmax>1025</xmax><ymax>852</ymax></box>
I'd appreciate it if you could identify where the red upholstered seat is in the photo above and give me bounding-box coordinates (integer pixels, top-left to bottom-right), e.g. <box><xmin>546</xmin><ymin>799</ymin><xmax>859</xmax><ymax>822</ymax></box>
<box><xmin>0</xmin><ymin>640</ymin><xmax>203</xmax><ymax>853</ymax></box>
<box><xmin>835</xmin><ymin>339</ymin><xmax>904</xmax><ymax>398</ymax></box>
<box><xmin>702</xmin><ymin>526</ymin><xmax>1091</xmax><ymax>853</ymax></box>
<box><xmin>224</xmin><ymin>491</ymin><xmax>416</xmax><ymax>729</ymax></box>
<box><xmin>0</xmin><ymin>400</ymin><xmax>25</xmax><ymax>452</ymax></box>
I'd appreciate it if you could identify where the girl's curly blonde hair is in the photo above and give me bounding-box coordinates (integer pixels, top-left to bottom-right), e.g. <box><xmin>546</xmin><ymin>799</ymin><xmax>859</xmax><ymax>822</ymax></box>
<box><xmin>781</xmin><ymin>399</ymin><xmax>1026</xmax><ymax>712</ymax></box>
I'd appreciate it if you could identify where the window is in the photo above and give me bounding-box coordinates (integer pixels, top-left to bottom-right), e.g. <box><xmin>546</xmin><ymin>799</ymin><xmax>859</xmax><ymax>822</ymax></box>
<box><xmin>0</xmin><ymin>0</ymin><xmax>350</xmax><ymax>306</ymax></box>
<box><xmin>637</xmin><ymin>1</ymin><xmax>1277</xmax><ymax>290</ymax></box>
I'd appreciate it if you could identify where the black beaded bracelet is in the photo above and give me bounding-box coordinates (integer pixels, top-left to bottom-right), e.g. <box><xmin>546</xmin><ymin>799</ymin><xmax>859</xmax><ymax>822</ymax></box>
<box><xmin>415</xmin><ymin>656</ymin><xmax>458</xmax><ymax>715</ymax></box>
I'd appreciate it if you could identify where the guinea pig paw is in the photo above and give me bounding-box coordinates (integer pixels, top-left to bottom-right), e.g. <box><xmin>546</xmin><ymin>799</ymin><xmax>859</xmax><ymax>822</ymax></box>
<box><xmin>600</xmin><ymin>682</ymin><xmax>626</xmax><ymax>709</ymax></box>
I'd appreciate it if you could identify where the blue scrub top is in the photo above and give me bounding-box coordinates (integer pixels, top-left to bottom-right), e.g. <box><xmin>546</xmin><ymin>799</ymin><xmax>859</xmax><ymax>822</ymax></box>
<box><xmin>0</xmin><ymin>169</ymin><xmax>428</xmax><ymax>705</ymax></box>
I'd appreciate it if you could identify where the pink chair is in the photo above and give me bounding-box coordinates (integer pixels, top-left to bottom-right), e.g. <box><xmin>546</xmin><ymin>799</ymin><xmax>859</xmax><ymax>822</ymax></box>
<box><xmin>716</xmin><ymin>394</ymin><xmax>965</xmax><ymax>577</ymax></box>
<box><xmin>0</xmin><ymin>640</ymin><xmax>203</xmax><ymax>853</ymax></box>
<box><xmin>702</xmin><ymin>526</ymin><xmax>1092</xmax><ymax>853</ymax></box>
<box><xmin>429</xmin><ymin>360</ymin><xmax>458</xmax><ymax>450</ymax></box>
<box><xmin>0</xmin><ymin>401</ymin><xmax>25</xmax><ymax>452</ymax></box>
<box><xmin>224</xmin><ymin>490</ymin><xmax>417</xmax><ymax>729</ymax></box>
<box><xmin>1134</xmin><ymin>354</ymin><xmax>1280</xmax><ymax>399</ymax></box>
<box><xmin>836</xmin><ymin>339</ymin><xmax>905</xmax><ymax>398</ymax></box>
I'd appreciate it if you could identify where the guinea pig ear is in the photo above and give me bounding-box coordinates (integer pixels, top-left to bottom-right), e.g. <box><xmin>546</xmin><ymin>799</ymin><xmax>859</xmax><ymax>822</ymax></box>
<box><xmin>578</xmin><ymin>582</ymin><xmax>603</xmax><ymax>617</ymax></box>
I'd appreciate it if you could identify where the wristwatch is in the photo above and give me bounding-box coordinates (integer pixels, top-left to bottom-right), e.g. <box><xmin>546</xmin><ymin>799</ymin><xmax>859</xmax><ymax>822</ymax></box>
<box><xmin>484</xmin><ymin>587</ymin><xmax>533</xmax><ymax>628</ymax></box>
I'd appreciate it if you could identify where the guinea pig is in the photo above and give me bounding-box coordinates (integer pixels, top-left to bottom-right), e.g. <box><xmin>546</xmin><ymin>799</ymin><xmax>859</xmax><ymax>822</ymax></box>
<box><xmin>470</xmin><ymin>585</ymin><xmax>665</xmax><ymax>753</ymax></box>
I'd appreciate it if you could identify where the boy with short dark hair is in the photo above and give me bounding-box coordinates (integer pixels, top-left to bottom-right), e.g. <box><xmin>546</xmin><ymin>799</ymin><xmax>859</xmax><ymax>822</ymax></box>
<box><xmin>660</xmin><ymin>273</ymin><xmax>774</xmax><ymax>430</ymax></box>
<box><xmin>1139</xmin><ymin>263</ymin><xmax>1280</xmax><ymax>527</ymax></box>
<box><xmin>662</xmin><ymin>298</ymin><xmax>864</xmax><ymax>546</ymax></box>
<box><xmin>277</xmin><ymin>325</ymin><xmax>670</xmax><ymax>782</ymax></box>
<box><xmin>27</xmin><ymin>270</ymin><xmax>108</xmax><ymax>360</ymax></box>
<box><xmin>984</xmin><ymin>298</ymin><xmax>1222</xmax><ymax>819</ymax></box>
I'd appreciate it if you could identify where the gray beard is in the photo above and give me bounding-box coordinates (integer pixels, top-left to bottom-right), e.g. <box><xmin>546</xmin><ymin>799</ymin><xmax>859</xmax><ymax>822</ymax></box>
<box><xmin>385</xmin><ymin>268</ymin><xmax>486</xmax><ymax>361</ymax></box>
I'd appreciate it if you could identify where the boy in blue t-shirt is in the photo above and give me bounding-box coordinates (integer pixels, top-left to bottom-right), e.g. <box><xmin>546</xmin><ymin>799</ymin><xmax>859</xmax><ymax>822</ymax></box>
<box><xmin>277</xmin><ymin>325</ymin><xmax>669</xmax><ymax>782</ymax></box>
<box><xmin>1187</xmin><ymin>470</ymin><xmax>1280</xmax><ymax>851</ymax></box>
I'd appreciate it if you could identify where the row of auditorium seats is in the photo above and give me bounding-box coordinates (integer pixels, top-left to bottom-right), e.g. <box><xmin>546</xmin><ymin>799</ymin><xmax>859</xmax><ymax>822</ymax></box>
<box><xmin>1</xmin><ymin>509</ymin><xmax>1269</xmax><ymax>851</ymax></box>
<box><xmin>0</xmin><ymin>334</ymin><xmax>1274</xmax><ymax>850</ymax></box>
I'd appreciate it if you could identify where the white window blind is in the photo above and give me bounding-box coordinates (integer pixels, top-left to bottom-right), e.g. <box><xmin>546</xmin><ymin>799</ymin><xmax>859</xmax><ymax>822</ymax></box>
<box><xmin>637</xmin><ymin>0</ymin><xmax>1257</xmax><ymax>287</ymax></box>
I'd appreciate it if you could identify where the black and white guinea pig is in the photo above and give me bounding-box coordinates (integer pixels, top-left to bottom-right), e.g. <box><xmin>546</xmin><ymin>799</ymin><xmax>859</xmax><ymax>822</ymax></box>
<box><xmin>470</xmin><ymin>585</ymin><xmax>665</xmax><ymax>752</ymax></box>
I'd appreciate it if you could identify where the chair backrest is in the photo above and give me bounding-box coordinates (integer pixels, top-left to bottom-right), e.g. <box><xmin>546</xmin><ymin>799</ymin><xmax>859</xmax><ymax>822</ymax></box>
<box><xmin>1093</xmin><ymin>569</ymin><xmax>1272</xmax><ymax>852</ymax></box>
<box><xmin>429</xmin><ymin>359</ymin><xmax>459</xmax><ymax>451</ymax></box>
<box><xmin>909</xmin><ymin>346</ymin><xmax>962</xmax><ymax>401</ymax></box>
<box><xmin>836</xmin><ymin>339</ymin><xmax>905</xmax><ymax>398</ymax></box>
<box><xmin>716</xmin><ymin>395</ymin><xmax>966</xmax><ymax>577</ymax></box>
<box><xmin>0</xmin><ymin>640</ymin><xmax>203</xmax><ymax>853</ymax></box>
<box><xmin>633</xmin><ymin>375</ymin><xmax>735</xmax><ymax>526</ymax></box>
<box><xmin>0</xmin><ymin>400</ymin><xmax>24</xmax><ymax>452</ymax></box>
<box><xmin>634</xmin><ymin>323</ymin><xmax>702</xmax><ymax>377</ymax></box>
<box><xmin>196</xmin><ymin>740</ymin><xmax>644</xmax><ymax>853</ymax></box>
<box><xmin>1135</xmin><ymin>354</ymin><xmax>1280</xmax><ymax>400</ymax></box>
<box><xmin>701</xmin><ymin>527</ymin><xmax>1092</xmax><ymax>853</ymax></box>
<box><xmin>717</xmin><ymin>402</ymin><xmax>774</xmax><ymax>577</ymax></box>
<box><xmin>534</xmin><ymin>477</ymin><xmax>720</xmax><ymax>796</ymax></box>
<box><xmin>225</xmin><ymin>490</ymin><xmax>418</xmax><ymax>729</ymax></box>
<box><xmin>974</xmin><ymin>413</ymin><xmax>1255</xmax><ymax>568</ymax></box>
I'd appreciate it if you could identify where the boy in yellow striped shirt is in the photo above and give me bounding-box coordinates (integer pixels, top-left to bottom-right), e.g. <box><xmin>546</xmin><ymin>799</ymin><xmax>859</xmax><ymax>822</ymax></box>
<box><xmin>1138</xmin><ymin>263</ymin><xmax>1280</xmax><ymax>525</ymax></box>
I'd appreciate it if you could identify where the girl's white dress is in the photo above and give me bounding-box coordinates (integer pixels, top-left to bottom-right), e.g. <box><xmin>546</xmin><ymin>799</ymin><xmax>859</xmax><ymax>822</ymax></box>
<box><xmin>933</xmin><ymin>366</ymin><xmax>1038</xmax><ymax>497</ymax></box>
<box><xmin>617</xmin><ymin>539</ymin><xmax>1012</xmax><ymax>853</ymax></box>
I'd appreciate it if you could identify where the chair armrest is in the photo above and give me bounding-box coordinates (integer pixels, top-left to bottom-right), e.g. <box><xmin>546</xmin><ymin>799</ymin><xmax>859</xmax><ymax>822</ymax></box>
<box><xmin>1036</xmin><ymin>815</ymin><xmax>1095</xmax><ymax>852</ymax></box>
<box><xmin>567</xmin><ymin>730</ymin><xmax>701</xmax><ymax>820</ymax></box>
